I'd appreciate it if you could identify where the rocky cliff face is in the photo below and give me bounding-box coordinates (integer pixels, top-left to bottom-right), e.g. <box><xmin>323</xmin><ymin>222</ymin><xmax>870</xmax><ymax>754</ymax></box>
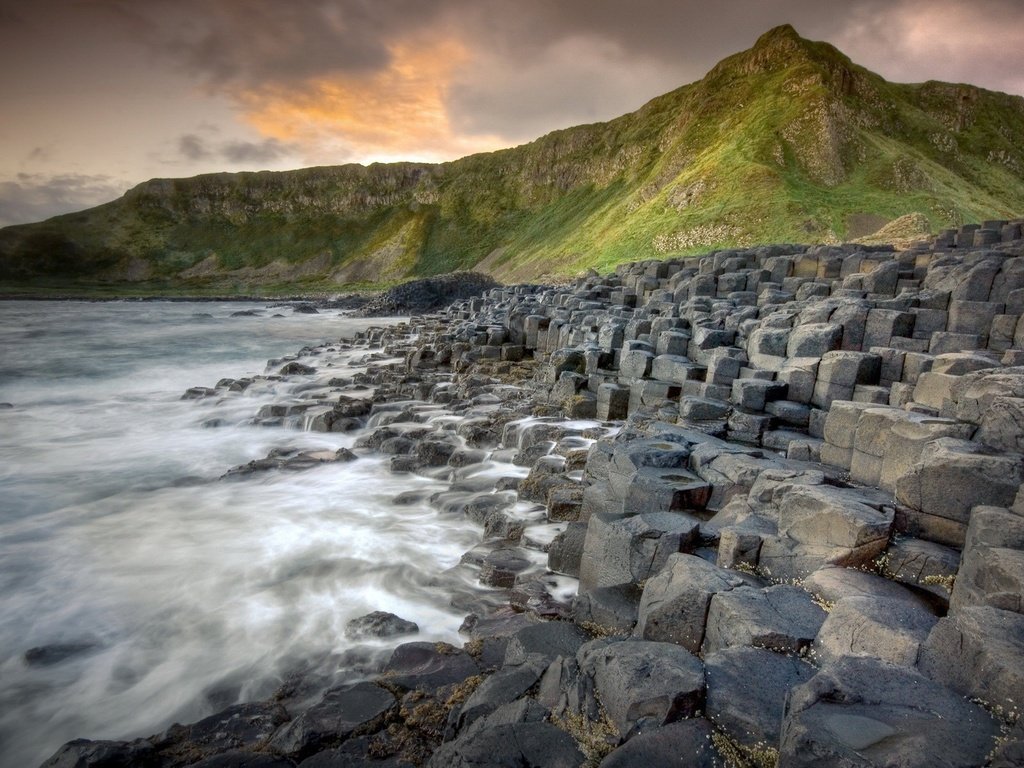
<box><xmin>2</xmin><ymin>25</ymin><xmax>1024</xmax><ymax>290</ymax></box>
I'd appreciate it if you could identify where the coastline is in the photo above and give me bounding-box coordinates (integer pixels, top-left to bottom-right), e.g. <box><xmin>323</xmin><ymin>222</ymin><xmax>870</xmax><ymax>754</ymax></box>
<box><xmin>35</xmin><ymin>226</ymin><xmax>1024</xmax><ymax>767</ymax></box>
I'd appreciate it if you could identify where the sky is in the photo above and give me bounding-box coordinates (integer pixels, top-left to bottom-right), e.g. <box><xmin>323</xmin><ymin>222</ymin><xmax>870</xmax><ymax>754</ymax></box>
<box><xmin>1</xmin><ymin>0</ymin><xmax>1023</xmax><ymax>227</ymax></box>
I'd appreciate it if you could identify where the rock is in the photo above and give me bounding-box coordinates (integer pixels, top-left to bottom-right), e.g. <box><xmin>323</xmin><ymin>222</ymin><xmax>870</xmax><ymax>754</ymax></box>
<box><xmin>894</xmin><ymin>438</ymin><xmax>1023</xmax><ymax>547</ymax></box>
<box><xmin>345</xmin><ymin>612</ymin><xmax>420</xmax><ymax>640</ymax></box>
<box><xmin>189</xmin><ymin>752</ymin><xmax>296</xmax><ymax>768</ymax></box>
<box><xmin>578</xmin><ymin>510</ymin><xmax>702</xmax><ymax>591</ymax></box>
<box><xmin>503</xmin><ymin>622</ymin><xmax>591</xmax><ymax>667</ymax></box>
<box><xmin>268</xmin><ymin>681</ymin><xmax>396</xmax><ymax>760</ymax></box>
<box><xmin>702</xmin><ymin>584</ymin><xmax>826</xmax><ymax>655</ymax></box>
<box><xmin>634</xmin><ymin>553</ymin><xmax>747</xmax><ymax>652</ymax></box>
<box><xmin>917</xmin><ymin>605</ymin><xmax>1024</xmax><ymax>714</ymax></box>
<box><xmin>597</xmin><ymin>719</ymin><xmax>722</xmax><ymax>768</ymax></box>
<box><xmin>40</xmin><ymin>739</ymin><xmax>159</xmax><ymax>768</ymax></box>
<box><xmin>157</xmin><ymin>702</ymin><xmax>289</xmax><ymax>761</ymax></box>
<box><xmin>383</xmin><ymin>643</ymin><xmax>480</xmax><ymax>692</ymax></box>
<box><xmin>447</xmin><ymin>656</ymin><xmax>548</xmax><ymax>736</ymax></box>
<box><xmin>547</xmin><ymin>522</ymin><xmax>587</xmax><ymax>577</ymax></box>
<box><xmin>23</xmin><ymin>642</ymin><xmax>97</xmax><ymax>667</ymax></box>
<box><xmin>803</xmin><ymin>566</ymin><xmax>934</xmax><ymax>613</ymax></box>
<box><xmin>279</xmin><ymin>362</ymin><xmax>317</xmax><ymax>375</ymax></box>
<box><xmin>426</xmin><ymin>722</ymin><xmax>583</xmax><ymax>768</ymax></box>
<box><xmin>813</xmin><ymin>596</ymin><xmax>937</xmax><ymax>667</ymax></box>
<box><xmin>778</xmin><ymin>656</ymin><xmax>1001</xmax><ymax>768</ymax></box>
<box><xmin>577</xmin><ymin>639</ymin><xmax>706</xmax><ymax>738</ymax></box>
<box><xmin>704</xmin><ymin>646</ymin><xmax>815</xmax><ymax>749</ymax></box>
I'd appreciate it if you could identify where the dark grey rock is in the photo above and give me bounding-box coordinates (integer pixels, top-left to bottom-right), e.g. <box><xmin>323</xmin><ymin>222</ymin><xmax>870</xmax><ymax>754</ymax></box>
<box><xmin>426</xmin><ymin>722</ymin><xmax>583</xmax><ymax>768</ymax></box>
<box><xmin>503</xmin><ymin>622</ymin><xmax>590</xmax><ymax>667</ymax></box>
<box><xmin>705</xmin><ymin>646</ymin><xmax>815</xmax><ymax>749</ymax></box>
<box><xmin>778</xmin><ymin>656</ymin><xmax>1001</xmax><ymax>768</ymax></box>
<box><xmin>598</xmin><ymin>719</ymin><xmax>721</xmax><ymax>768</ymax></box>
<box><xmin>702</xmin><ymin>584</ymin><xmax>826</xmax><ymax>655</ymax></box>
<box><xmin>40</xmin><ymin>739</ymin><xmax>159</xmax><ymax>768</ymax></box>
<box><xmin>382</xmin><ymin>643</ymin><xmax>480</xmax><ymax>693</ymax></box>
<box><xmin>577</xmin><ymin>639</ymin><xmax>705</xmax><ymax>739</ymax></box>
<box><xmin>345</xmin><ymin>612</ymin><xmax>419</xmax><ymax>640</ymax></box>
<box><xmin>269</xmin><ymin>681</ymin><xmax>396</xmax><ymax>760</ymax></box>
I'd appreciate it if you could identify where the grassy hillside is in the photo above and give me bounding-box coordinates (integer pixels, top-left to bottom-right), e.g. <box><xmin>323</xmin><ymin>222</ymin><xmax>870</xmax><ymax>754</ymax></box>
<box><xmin>2</xmin><ymin>24</ymin><xmax>1023</xmax><ymax>293</ymax></box>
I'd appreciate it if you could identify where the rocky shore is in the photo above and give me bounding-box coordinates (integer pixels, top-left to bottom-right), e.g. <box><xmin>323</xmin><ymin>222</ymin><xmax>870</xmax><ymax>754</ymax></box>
<box><xmin>43</xmin><ymin>219</ymin><xmax>1024</xmax><ymax>768</ymax></box>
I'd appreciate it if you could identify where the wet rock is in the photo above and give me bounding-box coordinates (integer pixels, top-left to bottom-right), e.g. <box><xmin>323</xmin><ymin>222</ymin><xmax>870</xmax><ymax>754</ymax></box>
<box><xmin>597</xmin><ymin>719</ymin><xmax>721</xmax><ymax>768</ymax></box>
<box><xmin>503</xmin><ymin>622</ymin><xmax>591</xmax><ymax>667</ymax></box>
<box><xmin>383</xmin><ymin>643</ymin><xmax>480</xmax><ymax>693</ymax></box>
<box><xmin>40</xmin><ymin>739</ymin><xmax>159</xmax><ymax>768</ymax></box>
<box><xmin>425</xmin><ymin>722</ymin><xmax>583</xmax><ymax>768</ymax></box>
<box><xmin>345</xmin><ymin>612</ymin><xmax>420</xmax><ymax>640</ymax></box>
<box><xmin>279</xmin><ymin>362</ymin><xmax>317</xmax><ymax>375</ymax></box>
<box><xmin>188</xmin><ymin>751</ymin><xmax>295</xmax><ymax>768</ymax></box>
<box><xmin>24</xmin><ymin>642</ymin><xmax>97</xmax><ymax>667</ymax></box>
<box><xmin>269</xmin><ymin>682</ymin><xmax>396</xmax><ymax>760</ymax></box>
<box><xmin>446</xmin><ymin>655</ymin><xmax>548</xmax><ymax>737</ymax></box>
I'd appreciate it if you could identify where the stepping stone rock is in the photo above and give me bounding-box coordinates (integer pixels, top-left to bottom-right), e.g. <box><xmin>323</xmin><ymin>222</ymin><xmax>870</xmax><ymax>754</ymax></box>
<box><xmin>426</xmin><ymin>722</ymin><xmax>583</xmax><ymax>768</ymax></box>
<box><xmin>345</xmin><ymin>611</ymin><xmax>419</xmax><ymax>640</ymax></box>
<box><xmin>382</xmin><ymin>642</ymin><xmax>479</xmax><ymax>692</ymax></box>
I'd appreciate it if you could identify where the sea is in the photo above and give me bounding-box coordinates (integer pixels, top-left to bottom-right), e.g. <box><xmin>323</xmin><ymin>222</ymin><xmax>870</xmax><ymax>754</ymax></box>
<box><xmin>0</xmin><ymin>300</ymin><xmax>488</xmax><ymax>767</ymax></box>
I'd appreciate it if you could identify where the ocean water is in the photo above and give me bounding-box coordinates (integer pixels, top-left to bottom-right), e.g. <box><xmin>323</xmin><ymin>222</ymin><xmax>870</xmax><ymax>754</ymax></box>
<box><xmin>0</xmin><ymin>301</ymin><xmax>484</xmax><ymax>767</ymax></box>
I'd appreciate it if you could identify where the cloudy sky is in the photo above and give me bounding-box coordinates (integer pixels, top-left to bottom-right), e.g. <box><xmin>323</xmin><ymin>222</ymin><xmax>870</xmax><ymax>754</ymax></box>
<box><xmin>1</xmin><ymin>0</ymin><xmax>1022</xmax><ymax>227</ymax></box>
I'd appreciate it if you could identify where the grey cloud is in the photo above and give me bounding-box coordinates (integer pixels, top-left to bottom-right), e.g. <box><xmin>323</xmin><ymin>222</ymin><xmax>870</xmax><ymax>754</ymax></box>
<box><xmin>178</xmin><ymin>133</ymin><xmax>212</xmax><ymax>161</ymax></box>
<box><xmin>0</xmin><ymin>173</ymin><xmax>127</xmax><ymax>227</ymax></box>
<box><xmin>221</xmin><ymin>138</ymin><xmax>293</xmax><ymax>164</ymax></box>
<box><xmin>174</xmin><ymin>133</ymin><xmax>296</xmax><ymax>166</ymax></box>
<box><xmin>97</xmin><ymin>0</ymin><xmax>444</xmax><ymax>88</ymax></box>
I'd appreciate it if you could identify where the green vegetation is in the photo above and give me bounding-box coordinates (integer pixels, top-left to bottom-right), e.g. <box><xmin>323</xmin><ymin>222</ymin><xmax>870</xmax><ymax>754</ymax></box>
<box><xmin>2</xmin><ymin>24</ymin><xmax>1023</xmax><ymax>294</ymax></box>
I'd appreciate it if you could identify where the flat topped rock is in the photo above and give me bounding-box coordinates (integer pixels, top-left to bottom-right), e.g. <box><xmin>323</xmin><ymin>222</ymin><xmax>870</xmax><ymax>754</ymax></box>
<box><xmin>703</xmin><ymin>584</ymin><xmax>826</xmax><ymax>655</ymax></box>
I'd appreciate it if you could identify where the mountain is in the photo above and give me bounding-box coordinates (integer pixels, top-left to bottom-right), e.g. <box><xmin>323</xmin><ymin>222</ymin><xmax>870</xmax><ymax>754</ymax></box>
<box><xmin>2</xmin><ymin>24</ymin><xmax>1024</xmax><ymax>293</ymax></box>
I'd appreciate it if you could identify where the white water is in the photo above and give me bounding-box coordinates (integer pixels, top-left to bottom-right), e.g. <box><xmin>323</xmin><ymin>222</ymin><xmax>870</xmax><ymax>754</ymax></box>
<box><xmin>0</xmin><ymin>301</ymin><xmax>484</xmax><ymax>767</ymax></box>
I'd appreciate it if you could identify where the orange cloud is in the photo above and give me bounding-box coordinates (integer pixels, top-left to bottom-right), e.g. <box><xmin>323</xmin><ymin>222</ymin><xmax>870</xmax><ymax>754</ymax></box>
<box><xmin>236</xmin><ymin>37</ymin><xmax>510</xmax><ymax>164</ymax></box>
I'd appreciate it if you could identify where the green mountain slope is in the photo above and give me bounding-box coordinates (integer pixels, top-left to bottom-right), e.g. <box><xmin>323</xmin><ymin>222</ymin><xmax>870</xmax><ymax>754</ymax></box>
<box><xmin>2</xmin><ymin>24</ymin><xmax>1023</xmax><ymax>292</ymax></box>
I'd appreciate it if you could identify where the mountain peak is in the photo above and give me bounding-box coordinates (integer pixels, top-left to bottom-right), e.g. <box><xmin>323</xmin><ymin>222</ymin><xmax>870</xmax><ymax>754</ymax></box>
<box><xmin>753</xmin><ymin>23</ymin><xmax>803</xmax><ymax>47</ymax></box>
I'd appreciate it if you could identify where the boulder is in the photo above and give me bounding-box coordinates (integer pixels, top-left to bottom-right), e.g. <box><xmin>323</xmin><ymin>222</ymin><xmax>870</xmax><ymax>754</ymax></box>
<box><xmin>503</xmin><ymin>622</ymin><xmax>591</xmax><ymax>667</ymax></box>
<box><xmin>345</xmin><ymin>612</ymin><xmax>419</xmax><ymax>640</ymax></box>
<box><xmin>382</xmin><ymin>643</ymin><xmax>480</xmax><ymax>692</ymax></box>
<box><xmin>426</xmin><ymin>722</ymin><xmax>583</xmax><ymax>768</ymax></box>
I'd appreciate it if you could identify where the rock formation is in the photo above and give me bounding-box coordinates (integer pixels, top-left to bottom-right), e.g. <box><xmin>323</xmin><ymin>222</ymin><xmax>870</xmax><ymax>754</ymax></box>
<box><xmin>43</xmin><ymin>219</ymin><xmax>1024</xmax><ymax>767</ymax></box>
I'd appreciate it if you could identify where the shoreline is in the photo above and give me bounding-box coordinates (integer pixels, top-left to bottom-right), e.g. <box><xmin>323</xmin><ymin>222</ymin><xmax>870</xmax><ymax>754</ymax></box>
<box><xmin>37</xmin><ymin>226</ymin><xmax>1024</xmax><ymax>767</ymax></box>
